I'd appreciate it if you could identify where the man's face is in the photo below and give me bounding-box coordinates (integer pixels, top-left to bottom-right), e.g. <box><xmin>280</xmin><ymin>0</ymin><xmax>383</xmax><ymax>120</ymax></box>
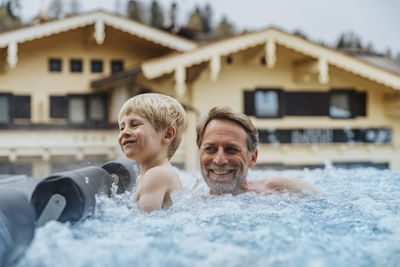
<box><xmin>199</xmin><ymin>119</ymin><xmax>257</xmax><ymax>194</ymax></box>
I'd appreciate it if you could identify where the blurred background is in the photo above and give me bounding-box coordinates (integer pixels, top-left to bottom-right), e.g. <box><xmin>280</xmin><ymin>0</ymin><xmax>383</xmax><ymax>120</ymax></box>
<box><xmin>1</xmin><ymin>0</ymin><xmax>399</xmax><ymax>178</ymax></box>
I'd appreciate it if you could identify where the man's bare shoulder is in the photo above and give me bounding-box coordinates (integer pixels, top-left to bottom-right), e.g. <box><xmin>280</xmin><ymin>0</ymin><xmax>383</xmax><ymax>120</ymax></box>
<box><xmin>248</xmin><ymin>177</ymin><xmax>321</xmax><ymax>195</ymax></box>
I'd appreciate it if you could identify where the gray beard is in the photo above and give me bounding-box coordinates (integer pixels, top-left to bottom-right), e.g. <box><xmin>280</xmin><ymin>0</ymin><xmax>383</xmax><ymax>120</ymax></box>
<box><xmin>202</xmin><ymin>168</ymin><xmax>247</xmax><ymax>194</ymax></box>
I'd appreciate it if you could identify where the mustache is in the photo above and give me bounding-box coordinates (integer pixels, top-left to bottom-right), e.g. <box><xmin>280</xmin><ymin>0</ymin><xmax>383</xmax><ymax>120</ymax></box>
<box><xmin>205</xmin><ymin>164</ymin><xmax>235</xmax><ymax>171</ymax></box>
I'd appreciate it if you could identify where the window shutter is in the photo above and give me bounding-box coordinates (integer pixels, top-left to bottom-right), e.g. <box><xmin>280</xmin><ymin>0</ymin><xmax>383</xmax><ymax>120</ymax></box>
<box><xmin>243</xmin><ymin>90</ymin><xmax>255</xmax><ymax>116</ymax></box>
<box><xmin>50</xmin><ymin>96</ymin><xmax>68</xmax><ymax>118</ymax></box>
<box><xmin>357</xmin><ymin>92</ymin><xmax>367</xmax><ymax>117</ymax></box>
<box><xmin>12</xmin><ymin>95</ymin><xmax>31</xmax><ymax>119</ymax></box>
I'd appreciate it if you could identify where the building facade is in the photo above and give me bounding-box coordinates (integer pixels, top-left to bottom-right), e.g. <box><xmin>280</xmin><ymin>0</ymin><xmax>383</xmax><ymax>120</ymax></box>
<box><xmin>0</xmin><ymin>11</ymin><xmax>196</xmax><ymax>177</ymax></box>
<box><xmin>1</xmin><ymin>11</ymin><xmax>400</xmax><ymax>177</ymax></box>
<box><xmin>134</xmin><ymin>28</ymin><xmax>400</xmax><ymax>171</ymax></box>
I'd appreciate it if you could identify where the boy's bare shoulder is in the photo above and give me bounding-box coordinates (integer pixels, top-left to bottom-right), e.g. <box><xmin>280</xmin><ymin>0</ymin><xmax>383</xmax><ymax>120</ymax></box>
<box><xmin>141</xmin><ymin>164</ymin><xmax>181</xmax><ymax>189</ymax></box>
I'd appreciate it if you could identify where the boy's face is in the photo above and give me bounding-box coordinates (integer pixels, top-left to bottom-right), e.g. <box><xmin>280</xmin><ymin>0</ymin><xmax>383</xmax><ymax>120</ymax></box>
<box><xmin>118</xmin><ymin>112</ymin><xmax>163</xmax><ymax>162</ymax></box>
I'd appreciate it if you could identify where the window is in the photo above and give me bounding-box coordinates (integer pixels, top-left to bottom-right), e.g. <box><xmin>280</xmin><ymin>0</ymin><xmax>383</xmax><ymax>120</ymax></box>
<box><xmin>49</xmin><ymin>58</ymin><xmax>62</xmax><ymax>72</ymax></box>
<box><xmin>244</xmin><ymin>89</ymin><xmax>284</xmax><ymax>118</ymax></box>
<box><xmin>70</xmin><ymin>59</ymin><xmax>83</xmax><ymax>72</ymax></box>
<box><xmin>255</xmin><ymin>90</ymin><xmax>280</xmax><ymax>117</ymax></box>
<box><xmin>244</xmin><ymin>88</ymin><xmax>366</xmax><ymax>119</ymax></box>
<box><xmin>13</xmin><ymin>95</ymin><xmax>31</xmax><ymax>119</ymax></box>
<box><xmin>0</xmin><ymin>94</ymin><xmax>31</xmax><ymax>123</ymax></box>
<box><xmin>66</xmin><ymin>94</ymin><xmax>108</xmax><ymax>124</ymax></box>
<box><xmin>0</xmin><ymin>94</ymin><xmax>10</xmax><ymax>123</ymax></box>
<box><xmin>111</xmin><ymin>60</ymin><xmax>124</xmax><ymax>74</ymax></box>
<box><xmin>0</xmin><ymin>161</ymin><xmax>32</xmax><ymax>176</ymax></box>
<box><xmin>330</xmin><ymin>92</ymin><xmax>350</xmax><ymax>118</ymax></box>
<box><xmin>329</xmin><ymin>89</ymin><xmax>362</xmax><ymax>119</ymax></box>
<box><xmin>88</xmin><ymin>95</ymin><xmax>106</xmax><ymax>121</ymax></box>
<box><xmin>68</xmin><ymin>96</ymin><xmax>86</xmax><ymax>123</ymax></box>
<box><xmin>285</xmin><ymin>92</ymin><xmax>329</xmax><ymax>116</ymax></box>
<box><xmin>91</xmin><ymin>60</ymin><xmax>103</xmax><ymax>73</ymax></box>
<box><xmin>50</xmin><ymin>96</ymin><xmax>68</xmax><ymax>119</ymax></box>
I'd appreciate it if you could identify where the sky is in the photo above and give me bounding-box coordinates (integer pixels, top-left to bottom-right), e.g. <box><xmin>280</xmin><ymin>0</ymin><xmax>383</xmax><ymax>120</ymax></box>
<box><xmin>19</xmin><ymin>0</ymin><xmax>400</xmax><ymax>56</ymax></box>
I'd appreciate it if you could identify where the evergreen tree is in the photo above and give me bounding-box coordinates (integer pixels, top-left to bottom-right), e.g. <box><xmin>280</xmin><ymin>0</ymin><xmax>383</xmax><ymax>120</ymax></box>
<box><xmin>214</xmin><ymin>15</ymin><xmax>235</xmax><ymax>38</ymax></box>
<box><xmin>395</xmin><ymin>51</ymin><xmax>400</xmax><ymax>65</ymax></box>
<box><xmin>336</xmin><ymin>32</ymin><xmax>362</xmax><ymax>50</ymax></box>
<box><xmin>201</xmin><ymin>3</ymin><xmax>212</xmax><ymax>35</ymax></box>
<box><xmin>293</xmin><ymin>29</ymin><xmax>308</xmax><ymax>39</ymax></box>
<box><xmin>150</xmin><ymin>0</ymin><xmax>164</xmax><ymax>28</ymax></box>
<box><xmin>185</xmin><ymin>6</ymin><xmax>202</xmax><ymax>32</ymax></box>
<box><xmin>0</xmin><ymin>0</ymin><xmax>21</xmax><ymax>31</ymax></box>
<box><xmin>168</xmin><ymin>1</ymin><xmax>177</xmax><ymax>27</ymax></box>
<box><xmin>127</xmin><ymin>0</ymin><xmax>144</xmax><ymax>23</ymax></box>
<box><xmin>4</xmin><ymin>0</ymin><xmax>20</xmax><ymax>19</ymax></box>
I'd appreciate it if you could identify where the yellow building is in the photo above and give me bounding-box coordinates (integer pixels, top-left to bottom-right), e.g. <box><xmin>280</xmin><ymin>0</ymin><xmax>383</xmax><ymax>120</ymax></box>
<box><xmin>0</xmin><ymin>11</ymin><xmax>196</xmax><ymax>177</ymax></box>
<box><xmin>96</xmin><ymin>25</ymin><xmax>400</xmax><ymax>171</ymax></box>
<box><xmin>1</xmin><ymin>11</ymin><xmax>400</xmax><ymax>177</ymax></box>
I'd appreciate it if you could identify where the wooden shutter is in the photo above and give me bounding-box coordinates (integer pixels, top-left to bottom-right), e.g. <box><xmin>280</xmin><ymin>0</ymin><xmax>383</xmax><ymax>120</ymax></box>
<box><xmin>12</xmin><ymin>95</ymin><xmax>31</xmax><ymax>119</ymax></box>
<box><xmin>50</xmin><ymin>96</ymin><xmax>68</xmax><ymax>118</ymax></box>
<box><xmin>243</xmin><ymin>90</ymin><xmax>255</xmax><ymax>116</ymax></box>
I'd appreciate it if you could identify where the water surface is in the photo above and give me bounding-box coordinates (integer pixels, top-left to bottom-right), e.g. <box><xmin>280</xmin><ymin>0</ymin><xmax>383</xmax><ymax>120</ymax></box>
<box><xmin>16</xmin><ymin>166</ymin><xmax>400</xmax><ymax>267</ymax></box>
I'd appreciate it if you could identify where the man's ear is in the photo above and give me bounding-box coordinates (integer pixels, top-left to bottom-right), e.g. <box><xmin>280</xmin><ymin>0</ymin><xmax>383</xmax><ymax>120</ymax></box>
<box><xmin>248</xmin><ymin>148</ymin><xmax>258</xmax><ymax>168</ymax></box>
<box><xmin>162</xmin><ymin>125</ymin><xmax>176</xmax><ymax>144</ymax></box>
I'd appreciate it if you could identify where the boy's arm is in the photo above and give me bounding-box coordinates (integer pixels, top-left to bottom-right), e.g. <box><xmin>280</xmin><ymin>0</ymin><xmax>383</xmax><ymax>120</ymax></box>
<box><xmin>266</xmin><ymin>177</ymin><xmax>322</xmax><ymax>195</ymax></box>
<box><xmin>137</xmin><ymin>167</ymin><xmax>173</xmax><ymax>213</ymax></box>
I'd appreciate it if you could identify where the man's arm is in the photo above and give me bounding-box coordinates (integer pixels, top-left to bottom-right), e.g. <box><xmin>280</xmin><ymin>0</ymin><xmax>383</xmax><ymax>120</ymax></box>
<box><xmin>266</xmin><ymin>177</ymin><xmax>322</xmax><ymax>195</ymax></box>
<box><xmin>137</xmin><ymin>167</ymin><xmax>172</xmax><ymax>213</ymax></box>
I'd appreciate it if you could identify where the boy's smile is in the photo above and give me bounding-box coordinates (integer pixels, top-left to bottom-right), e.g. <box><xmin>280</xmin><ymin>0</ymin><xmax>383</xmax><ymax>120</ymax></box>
<box><xmin>118</xmin><ymin>113</ymin><xmax>164</xmax><ymax>162</ymax></box>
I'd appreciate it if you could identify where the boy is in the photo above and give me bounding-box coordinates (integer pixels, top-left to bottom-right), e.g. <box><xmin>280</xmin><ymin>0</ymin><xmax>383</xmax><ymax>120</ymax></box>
<box><xmin>118</xmin><ymin>93</ymin><xmax>186</xmax><ymax>212</ymax></box>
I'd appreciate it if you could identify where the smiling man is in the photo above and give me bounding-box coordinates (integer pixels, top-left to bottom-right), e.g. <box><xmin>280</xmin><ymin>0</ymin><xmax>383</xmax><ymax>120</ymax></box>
<box><xmin>196</xmin><ymin>106</ymin><xmax>321</xmax><ymax>196</ymax></box>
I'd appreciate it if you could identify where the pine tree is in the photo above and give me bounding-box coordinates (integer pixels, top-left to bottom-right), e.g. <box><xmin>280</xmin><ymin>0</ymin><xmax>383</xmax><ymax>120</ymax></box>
<box><xmin>150</xmin><ymin>0</ymin><xmax>164</xmax><ymax>28</ymax></box>
<box><xmin>214</xmin><ymin>15</ymin><xmax>235</xmax><ymax>39</ymax></box>
<box><xmin>0</xmin><ymin>0</ymin><xmax>21</xmax><ymax>31</ymax></box>
<box><xmin>4</xmin><ymin>0</ymin><xmax>20</xmax><ymax>19</ymax></box>
<box><xmin>127</xmin><ymin>0</ymin><xmax>144</xmax><ymax>23</ymax></box>
<box><xmin>336</xmin><ymin>32</ymin><xmax>363</xmax><ymax>50</ymax></box>
<box><xmin>201</xmin><ymin>3</ymin><xmax>212</xmax><ymax>35</ymax></box>
<box><xmin>168</xmin><ymin>1</ymin><xmax>177</xmax><ymax>27</ymax></box>
<box><xmin>185</xmin><ymin>6</ymin><xmax>202</xmax><ymax>32</ymax></box>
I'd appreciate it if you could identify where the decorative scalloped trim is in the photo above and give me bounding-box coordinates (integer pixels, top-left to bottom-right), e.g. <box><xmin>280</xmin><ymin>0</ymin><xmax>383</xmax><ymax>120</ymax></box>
<box><xmin>142</xmin><ymin>28</ymin><xmax>400</xmax><ymax>90</ymax></box>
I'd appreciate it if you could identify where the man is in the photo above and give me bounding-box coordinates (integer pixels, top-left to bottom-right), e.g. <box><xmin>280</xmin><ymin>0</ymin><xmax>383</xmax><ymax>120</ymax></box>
<box><xmin>196</xmin><ymin>106</ymin><xmax>321</xmax><ymax>196</ymax></box>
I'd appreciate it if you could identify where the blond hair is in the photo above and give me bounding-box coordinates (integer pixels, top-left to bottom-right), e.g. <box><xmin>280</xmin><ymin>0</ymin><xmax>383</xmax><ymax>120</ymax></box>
<box><xmin>196</xmin><ymin>106</ymin><xmax>258</xmax><ymax>153</ymax></box>
<box><xmin>118</xmin><ymin>93</ymin><xmax>187</xmax><ymax>159</ymax></box>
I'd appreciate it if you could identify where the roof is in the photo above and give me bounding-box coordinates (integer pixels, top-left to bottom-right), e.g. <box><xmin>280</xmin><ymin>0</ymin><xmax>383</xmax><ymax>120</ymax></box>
<box><xmin>141</xmin><ymin>27</ymin><xmax>400</xmax><ymax>91</ymax></box>
<box><xmin>350</xmin><ymin>53</ymin><xmax>400</xmax><ymax>75</ymax></box>
<box><xmin>0</xmin><ymin>10</ymin><xmax>197</xmax><ymax>52</ymax></box>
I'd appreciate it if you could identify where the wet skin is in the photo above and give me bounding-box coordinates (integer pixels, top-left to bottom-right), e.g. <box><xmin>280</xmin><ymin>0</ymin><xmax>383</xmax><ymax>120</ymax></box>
<box><xmin>199</xmin><ymin>119</ymin><xmax>257</xmax><ymax>194</ymax></box>
<box><xmin>118</xmin><ymin>113</ymin><xmax>165</xmax><ymax>167</ymax></box>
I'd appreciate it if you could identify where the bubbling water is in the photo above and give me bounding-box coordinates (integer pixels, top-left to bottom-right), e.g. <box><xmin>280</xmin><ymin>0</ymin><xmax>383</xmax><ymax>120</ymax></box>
<box><xmin>16</xmin><ymin>167</ymin><xmax>400</xmax><ymax>267</ymax></box>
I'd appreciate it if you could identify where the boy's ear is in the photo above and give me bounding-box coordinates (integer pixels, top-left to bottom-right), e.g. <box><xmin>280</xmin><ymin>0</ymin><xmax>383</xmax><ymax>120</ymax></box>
<box><xmin>162</xmin><ymin>125</ymin><xmax>176</xmax><ymax>144</ymax></box>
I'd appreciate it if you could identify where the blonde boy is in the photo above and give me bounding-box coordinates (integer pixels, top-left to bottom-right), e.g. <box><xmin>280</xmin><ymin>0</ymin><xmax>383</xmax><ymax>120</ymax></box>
<box><xmin>118</xmin><ymin>93</ymin><xmax>186</xmax><ymax>212</ymax></box>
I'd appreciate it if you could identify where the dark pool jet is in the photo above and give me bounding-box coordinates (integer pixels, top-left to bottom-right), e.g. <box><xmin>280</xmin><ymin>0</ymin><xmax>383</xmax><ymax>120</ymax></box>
<box><xmin>0</xmin><ymin>188</ymin><xmax>36</xmax><ymax>267</ymax></box>
<box><xmin>30</xmin><ymin>159</ymin><xmax>139</xmax><ymax>226</ymax></box>
<box><xmin>101</xmin><ymin>158</ymin><xmax>139</xmax><ymax>194</ymax></box>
